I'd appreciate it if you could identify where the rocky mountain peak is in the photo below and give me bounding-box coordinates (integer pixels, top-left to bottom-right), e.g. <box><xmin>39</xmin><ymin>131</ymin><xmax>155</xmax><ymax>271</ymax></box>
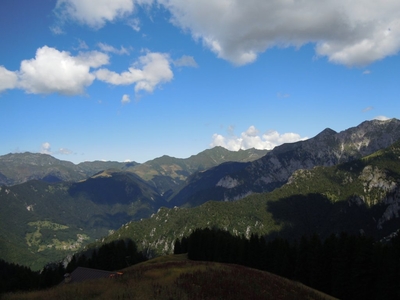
<box><xmin>313</xmin><ymin>128</ymin><xmax>337</xmax><ymax>139</ymax></box>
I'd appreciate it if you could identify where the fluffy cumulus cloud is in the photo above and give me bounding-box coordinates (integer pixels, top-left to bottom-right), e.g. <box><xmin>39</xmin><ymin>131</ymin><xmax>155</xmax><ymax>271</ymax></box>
<box><xmin>54</xmin><ymin>0</ymin><xmax>135</xmax><ymax>28</ymax></box>
<box><xmin>95</xmin><ymin>52</ymin><xmax>173</xmax><ymax>93</ymax></box>
<box><xmin>18</xmin><ymin>46</ymin><xmax>109</xmax><ymax>95</ymax></box>
<box><xmin>1</xmin><ymin>46</ymin><xmax>174</xmax><ymax>96</ymax></box>
<box><xmin>155</xmin><ymin>0</ymin><xmax>400</xmax><ymax>66</ymax></box>
<box><xmin>0</xmin><ymin>66</ymin><xmax>18</xmax><ymax>92</ymax></box>
<box><xmin>211</xmin><ymin>126</ymin><xmax>307</xmax><ymax>151</ymax></box>
<box><xmin>53</xmin><ymin>1</ymin><xmax>400</xmax><ymax>66</ymax></box>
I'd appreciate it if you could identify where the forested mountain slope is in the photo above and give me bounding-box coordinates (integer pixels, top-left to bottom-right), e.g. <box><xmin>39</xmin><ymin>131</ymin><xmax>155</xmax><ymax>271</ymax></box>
<box><xmin>100</xmin><ymin>139</ymin><xmax>400</xmax><ymax>257</ymax></box>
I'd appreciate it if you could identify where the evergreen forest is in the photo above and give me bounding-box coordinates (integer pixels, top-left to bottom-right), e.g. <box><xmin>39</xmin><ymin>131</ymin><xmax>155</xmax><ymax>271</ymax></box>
<box><xmin>175</xmin><ymin>228</ymin><xmax>400</xmax><ymax>300</ymax></box>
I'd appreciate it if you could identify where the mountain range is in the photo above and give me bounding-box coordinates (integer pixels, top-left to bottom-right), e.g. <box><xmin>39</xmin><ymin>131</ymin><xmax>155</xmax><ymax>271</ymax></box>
<box><xmin>0</xmin><ymin>147</ymin><xmax>267</xmax><ymax>269</ymax></box>
<box><xmin>104</xmin><ymin>137</ymin><xmax>400</xmax><ymax>258</ymax></box>
<box><xmin>170</xmin><ymin>119</ymin><xmax>400</xmax><ymax>207</ymax></box>
<box><xmin>1</xmin><ymin>118</ymin><xmax>400</xmax><ymax>270</ymax></box>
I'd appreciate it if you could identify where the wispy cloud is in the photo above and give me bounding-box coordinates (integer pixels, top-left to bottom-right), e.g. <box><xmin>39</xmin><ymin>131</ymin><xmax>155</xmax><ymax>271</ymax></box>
<box><xmin>98</xmin><ymin>43</ymin><xmax>130</xmax><ymax>55</ymax></box>
<box><xmin>363</xmin><ymin>106</ymin><xmax>374</xmax><ymax>112</ymax></box>
<box><xmin>40</xmin><ymin>142</ymin><xmax>74</xmax><ymax>155</ymax></box>
<box><xmin>127</xmin><ymin>18</ymin><xmax>141</xmax><ymax>32</ymax></box>
<box><xmin>57</xmin><ymin>148</ymin><xmax>73</xmax><ymax>155</ymax></box>
<box><xmin>49</xmin><ymin>25</ymin><xmax>64</xmax><ymax>35</ymax></box>
<box><xmin>76</xmin><ymin>39</ymin><xmax>89</xmax><ymax>50</ymax></box>
<box><xmin>174</xmin><ymin>55</ymin><xmax>198</xmax><ymax>68</ymax></box>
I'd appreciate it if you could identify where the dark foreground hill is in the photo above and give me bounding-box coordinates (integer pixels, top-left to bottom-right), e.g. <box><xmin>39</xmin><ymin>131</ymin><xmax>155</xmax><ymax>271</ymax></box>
<box><xmin>2</xmin><ymin>254</ymin><xmax>337</xmax><ymax>300</ymax></box>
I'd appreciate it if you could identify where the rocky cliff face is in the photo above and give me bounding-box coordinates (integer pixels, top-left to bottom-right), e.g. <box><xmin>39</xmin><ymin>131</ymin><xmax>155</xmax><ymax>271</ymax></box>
<box><xmin>255</xmin><ymin>119</ymin><xmax>400</xmax><ymax>185</ymax></box>
<box><xmin>341</xmin><ymin>164</ymin><xmax>400</xmax><ymax>231</ymax></box>
<box><xmin>237</xmin><ymin>119</ymin><xmax>400</xmax><ymax>196</ymax></box>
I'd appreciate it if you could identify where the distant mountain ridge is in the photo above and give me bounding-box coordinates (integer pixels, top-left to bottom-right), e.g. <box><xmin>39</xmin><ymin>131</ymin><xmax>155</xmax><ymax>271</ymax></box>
<box><xmin>0</xmin><ymin>152</ymin><xmax>128</xmax><ymax>186</ymax></box>
<box><xmin>0</xmin><ymin>147</ymin><xmax>268</xmax><ymax>188</ymax></box>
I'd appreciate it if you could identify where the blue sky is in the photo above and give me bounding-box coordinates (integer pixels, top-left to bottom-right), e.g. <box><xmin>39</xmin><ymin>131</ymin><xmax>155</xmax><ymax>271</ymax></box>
<box><xmin>1</xmin><ymin>0</ymin><xmax>399</xmax><ymax>163</ymax></box>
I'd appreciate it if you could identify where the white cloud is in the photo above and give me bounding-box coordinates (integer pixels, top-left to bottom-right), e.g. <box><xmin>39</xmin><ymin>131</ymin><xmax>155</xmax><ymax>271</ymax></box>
<box><xmin>55</xmin><ymin>0</ymin><xmax>135</xmax><ymax>28</ymax></box>
<box><xmin>127</xmin><ymin>18</ymin><xmax>141</xmax><ymax>31</ymax></box>
<box><xmin>97</xmin><ymin>43</ymin><xmax>129</xmax><ymax>55</ymax></box>
<box><xmin>374</xmin><ymin>115</ymin><xmax>391</xmax><ymax>121</ymax></box>
<box><xmin>95</xmin><ymin>52</ymin><xmax>173</xmax><ymax>93</ymax></box>
<box><xmin>98</xmin><ymin>43</ymin><xmax>130</xmax><ymax>55</ymax></box>
<box><xmin>121</xmin><ymin>94</ymin><xmax>131</xmax><ymax>104</ymax></box>
<box><xmin>155</xmin><ymin>0</ymin><xmax>400</xmax><ymax>66</ymax></box>
<box><xmin>363</xmin><ymin>106</ymin><xmax>374</xmax><ymax>112</ymax></box>
<box><xmin>363</xmin><ymin>70</ymin><xmax>372</xmax><ymax>75</ymax></box>
<box><xmin>57</xmin><ymin>148</ymin><xmax>73</xmax><ymax>155</ymax></box>
<box><xmin>41</xmin><ymin>143</ymin><xmax>74</xmax><ymax>155</ymax></box>
<box><xmin>74</xmin><ymin>51</ymin><xmax>110</xmax><ymax>68</ymax></box>
<box><xmin>174</xmin><ymin>55</ymin><xmax>198</xmax><ymax>67</ymax></box>
<box><xmin>49</xmin><ymin>25</ymin><xmax>64</xmax><ymax>35</ymax></box>
<box><xmin>210</xmin><ymin>126</ymin><xmax>308</xmax><ymax>151</ymax></box>
<box><xmin>18</xmin><ymin>46</ymin><xmax>109</xmax><ymax>95</ymax></box>
<box><xmin>52</xmin><ymin>1</ymin><xmax>400</xmax><ymax>66</ymax></box>
<box><xmin>0</xmin><ymin>66</ymin><xmax>18</xmax><ymax>93</ymax></box>
<box><xmin>76</xmin><ymin>39</ymin><xmax>89</xmax><ymax>50</ymax></box>
<box><xmin>41</xmin><ymin>142</ymin><xmax>52</xmax><ymax>154</ymax></box>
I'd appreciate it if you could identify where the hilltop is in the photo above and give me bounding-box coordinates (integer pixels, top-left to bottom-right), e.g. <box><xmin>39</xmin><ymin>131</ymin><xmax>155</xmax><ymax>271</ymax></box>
<box><xmin>2</xmin><ymin>254</ymin><xmax>337</xmax><ymax>300</ymax></box>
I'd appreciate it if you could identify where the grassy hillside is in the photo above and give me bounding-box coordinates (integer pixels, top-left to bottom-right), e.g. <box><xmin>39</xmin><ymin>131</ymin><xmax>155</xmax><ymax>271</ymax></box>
<box><xmin>3</xmin><ymin>254</ymin><xmax>337</xmax><ymax>300</ymax></box>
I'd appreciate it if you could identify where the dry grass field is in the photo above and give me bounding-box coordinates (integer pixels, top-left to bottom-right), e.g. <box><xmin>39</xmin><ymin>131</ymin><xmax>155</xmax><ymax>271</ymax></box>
<box><xmin>3</xmin><ymin>254</ymin><xmax>337</xmax><ymax>300</ymax></box>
